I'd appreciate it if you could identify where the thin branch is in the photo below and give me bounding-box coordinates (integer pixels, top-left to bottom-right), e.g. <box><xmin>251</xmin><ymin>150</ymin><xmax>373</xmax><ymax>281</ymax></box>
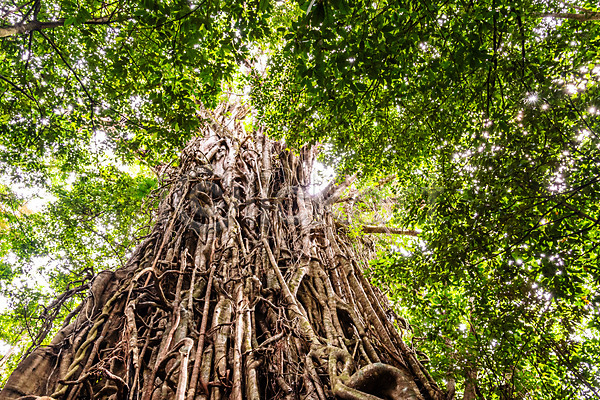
<box><xmin>559</xmin><ymin>202</ymin><xmax>599</xmax><ymax>225</ymax></box>
<box><xmin>38</xmin><ymin>29</ymin><xmax>96</xmax><ymax>129</ymax></box>
<box><xmin>19</xmin><ymin>0</ymin><xmax>37</xmax><ymax>23</ymax></box>
<box><xmin>0</xmin><ymin>72</ymin><xmax>39</xmax><ymax>105</ymax></box>
<box><xmin>38</xmin><ymin>30</ymin><xmax>93</xmax><ymax>102</ymax></box>
<box><xmin>1</xmin><ymin>1</ymin><xmax>34</xmax><ymax>20</ymax></box>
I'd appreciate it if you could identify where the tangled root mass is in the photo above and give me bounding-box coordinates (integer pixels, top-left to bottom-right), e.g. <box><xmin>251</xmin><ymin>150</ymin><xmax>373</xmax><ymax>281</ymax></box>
<box><xmin>1</xmin><ymin>108</ymin><xmax>443</xmax><ymax>400</ymax></box>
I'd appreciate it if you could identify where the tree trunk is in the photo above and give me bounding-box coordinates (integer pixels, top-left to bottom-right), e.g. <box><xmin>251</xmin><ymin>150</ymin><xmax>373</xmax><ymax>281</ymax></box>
<box><xmin>0</xmin><ymin>107</ymin><xmax>444</xmax><ymax>400</ymax></box>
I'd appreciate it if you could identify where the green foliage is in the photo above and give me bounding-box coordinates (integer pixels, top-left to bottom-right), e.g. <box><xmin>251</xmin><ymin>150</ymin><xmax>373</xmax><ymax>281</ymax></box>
<box><xmin>371</xmin><ymin>238</ymin><xmax>600</xmax><ymax>399</ymax></box>
<box><xmin>0</xmin><ymin>0</ymin><xmax>276</xmax><ymax>174</ymax></box>
<box><xmin>251</xmin><ymin>1</ymin><xmax>600</xmax><ymax>398</ymax></box>
<box><xmin>2</xmin><ymin>0</ymin><xmax>600</xmax><ymax>397</ymax></box>
<box><xmin>0</xmin><ymin>0</ymin><xmax>275</xmax><ymax>376</ymax></box>
<box><xmin>0</xmin><ymin>166</ymin><xmax>156</xmax><ymax>384</ymax></box>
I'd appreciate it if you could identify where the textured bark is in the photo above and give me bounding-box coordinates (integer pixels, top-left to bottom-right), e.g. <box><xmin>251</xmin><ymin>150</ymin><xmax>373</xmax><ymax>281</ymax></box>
<box><xmin>462</xmin><ymin>369</ymin><xmax>477</xmax><ymax>400</ymax></box>
<box><xmin>0</xmin><ymin>107</ymin><xmax>444</xmax><ymax>400</ymax></box>
<box><xmin>0</xmin><ymin>17</ymin><xmax>114</xmax><ymax>38</ymax></box>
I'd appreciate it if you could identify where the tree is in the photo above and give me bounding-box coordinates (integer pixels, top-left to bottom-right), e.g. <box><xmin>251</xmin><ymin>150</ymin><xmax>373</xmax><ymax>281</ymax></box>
<box><xmin>1</xmin><ymin>0</ymin><xmax>599</xmax><ymax>399</ymax></box>
<box><xmin>0</xmin><ymin>106</ymin><xmax>444</xmax><ymax>400</ymax></box>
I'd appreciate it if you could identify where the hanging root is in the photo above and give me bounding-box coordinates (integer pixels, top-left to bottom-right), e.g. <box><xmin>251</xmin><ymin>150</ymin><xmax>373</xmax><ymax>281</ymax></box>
<box><xmin>0</xmin><ymin>107</ymin><xmax>444</xmax><ymax>400</ymax></box>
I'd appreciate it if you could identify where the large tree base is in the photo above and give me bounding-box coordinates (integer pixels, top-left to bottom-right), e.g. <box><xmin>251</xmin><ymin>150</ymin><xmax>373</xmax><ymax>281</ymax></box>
<box><xmin>1</xmin><ymin>108</ymin><xmax>443</xmax><ymax>400</ymax></box>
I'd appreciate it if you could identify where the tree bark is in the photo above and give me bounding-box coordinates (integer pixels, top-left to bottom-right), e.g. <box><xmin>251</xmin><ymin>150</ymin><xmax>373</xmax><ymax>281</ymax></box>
<box><xmin>539</xmin><ymin>12</ymin><xmax>600</xmax><ymax>21</ymax></box>
<box><xmin>0</xmin><ymin>17</ymin><xmax>114</xmax><ymax>38</ymax></box>
<box><xmin>462</xmin><ymin>369</ymin><xmax>477</xmax><ymax>400</ymax></box>
<box><xmin>0</xmin><ymin>107</ymin><xmax>444</xmax><ymax>400</ymax></box>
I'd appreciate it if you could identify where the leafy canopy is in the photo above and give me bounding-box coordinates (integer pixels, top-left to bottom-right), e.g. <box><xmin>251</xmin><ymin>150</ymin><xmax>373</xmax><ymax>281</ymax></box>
<box><xmin>1</xmin><ymin>0</ymin><xmax>600</xmax><ymax>398</ymax></box>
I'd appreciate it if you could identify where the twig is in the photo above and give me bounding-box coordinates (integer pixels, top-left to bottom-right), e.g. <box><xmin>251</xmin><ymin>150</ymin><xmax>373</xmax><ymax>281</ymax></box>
<box><xmin>0</xmin><ymin>72</ymin><xmax>40</xmax><ymax>106</ymax></box>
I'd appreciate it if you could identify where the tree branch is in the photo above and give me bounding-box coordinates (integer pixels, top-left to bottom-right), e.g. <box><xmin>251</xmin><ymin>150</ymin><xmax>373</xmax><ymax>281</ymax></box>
<box><xmin>539</xmin><ymin>12</ymin><xmax>600</xmax><ymax>21</ymax></box>
<box><xmin>558</xmin><ymin>0</ymin><xmax>596</xmax><ymax>13</ymax></box>
<box><xmin>361</xmin><ymin>225</ymin><xmax>420</xmax><ymax>236</ymax></box>
<box><xmin>0</xmin><ymin>72</ymin><xmax>39</xmax><ymax>105</ymax></box>
<box><xmin>0</xmin><ymin>16</ymin><xmax>113</xmax><ymax>38</ymax></box>
<box><xmin>559</xmin><ymin>202</ymin><xmax>599</xmax><ymax>225</ymax></box>
<box><xmin>38</xmin><ymin>30</ymin><xmax>96</xmax><ymax>115</ymax></box>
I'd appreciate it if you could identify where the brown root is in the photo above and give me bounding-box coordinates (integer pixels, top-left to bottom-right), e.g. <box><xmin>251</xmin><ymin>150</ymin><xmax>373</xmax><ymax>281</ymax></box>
<box><xmin>0</xmin><ymin>106</ymin><xmax>443</xmax><ymax>400</ymax></box>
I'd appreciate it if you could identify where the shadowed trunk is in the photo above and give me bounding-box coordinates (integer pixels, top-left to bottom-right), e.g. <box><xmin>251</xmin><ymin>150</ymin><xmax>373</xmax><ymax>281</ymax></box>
<box><xmin>0</xmin><ymin>107</ymin><xmax>444</xmax><ymax>400</ymax></box>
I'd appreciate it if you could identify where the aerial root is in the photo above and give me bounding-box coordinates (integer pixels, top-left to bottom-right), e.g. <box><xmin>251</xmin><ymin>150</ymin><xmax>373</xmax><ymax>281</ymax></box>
<box><xmin>334</xmin><ymin>363</ymin><xmax>422</xmax><ymax>400</ymax></box>
<box><xmin>1</xmin><ymin>127</ymin><xmax>444</xmax><ymax>400</ymax></box>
